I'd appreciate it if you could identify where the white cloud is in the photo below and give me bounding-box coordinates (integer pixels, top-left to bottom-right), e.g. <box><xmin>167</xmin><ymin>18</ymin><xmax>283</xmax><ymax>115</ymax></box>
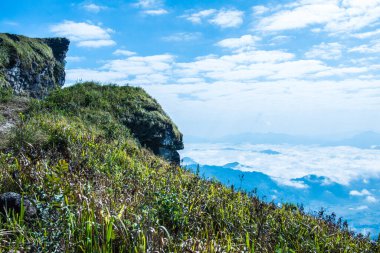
<box><xmin>50</xmin><ymin>20</ymin><xmax>116</xmax><ymax>48</ymax></box>
<box><xmin>103</xmin><ymin>54</ymin><xmax>175</xmax><ymax>74</ymax></box>
<box><xmin>66</xmin><ymin>56</ymin><xmax>85</xmax><ymax>62</ymax></box>
<box><xmin>183</xmin><ymin>9</ymin><xmax>244</xmax><ymax>28</ymax></box>
<box><xmin>279</xmin><ymin>180</ymin><xmax>309</xmax><ymax>189</ymax></box>
<box><xmin>257</xmin><ymin>1</ymin><xmax>341</xmax><ymax>32</ymax></box>
<box><xmin>2</xmin><ymin>21</ymin><xmax>19</xmax><ymax>26</ymax></box>
<box><xmin>216</xmin><ymin>35</ymin><xmax>260</xmax><ymax>51</ymax></box>
<box><xmin>134</xmin><ymin>0</ymin><xmax>162</xmax><ymax>8</ymax></box>
<box><xmin>162</xmin><ymin>32</ymin><xmax>201</xmax><ymax>42</ymax></box>
<box><xmin>269</xmin><ymin>35</ymin><xmax>291</xmax><ymax>45</ymax></box>
<box><xmin>77</xmin><ymin>39</ymin><xmax>116</xmax><ymax>48</ymax></box>
<box><xmin>143</xmin><ymin>9</ymin><xmax>168</xmax><ymax>15</ymax></box>
<box><xmin>113</xmin><ymin>49</ymin><xmax>137</xmax><ymax>56</ymax></box>
<box><xmin>305</xmin><ymin>42</ymin><xmax>343</xmax><ymax>60</ymax></box>
<box><xmin>209</xmin><ymin>9</ymin><xmax>244</xmax><ymax>28</ymax></box>
<box><xmin>184</xmin><ymin>9</ymin><xmax>216</xmax><ymax>24</ymax></box>
<box><xmin>366</xmin><ymin>195</ymin><xmax>378</xmax><ymax>203</ymax></box>
<box><xmin>178</xmin><ymin>143</ymin><xmax>380</xmax><ymax>186</ymax></box>
<box><xmin>177</xmin><ymin>77</ymin><xmax>205</xmax><ymax>84</ymax></box>
<box><xmin>349</xmin><ymin>189</ymin><xmax>378</xmax><ymax>203</ymax></box>
<box><xmin>256</xmin><ymin>0</ymin><xmax>380</xmax><ymax>34</ymax></box>
<box><xmin>252</xmin><ymin>5</ymin><xmax>270</xmax><ymax>15</ymax></box>
<box><xmin>350</xmin><ymin>40</ymin><xmax>380</xmax><ymax>53</ymax></box>
<box><xmin>312</xmin><ymin>67</ymin><xmax>368</xmax><ymax>78</ymax></box>
<box><xmin>352</xmin><ymin>29</ymin><xmax>380</xmax><ymax>39</ymax></box>
<box><xmin>82</xmin><ymin>3</ymin><xmax>107</xmax><ymax>13</ymax></box>
<box><xmin>350</xmin><ymin>189</ymin><xmax>371</xmax><ymax>196</ymax></box>
<box><xmin>133</xmin><ymin>0</ymin><xmax>167</xmax><ymax>15</ymax></box>
<box><xmin>66</xmin><ymin>69</ymin><xmax>128</xmax><ymax>84</ymax></box>
<box><xmin>349</xmin><ymin>205</ymin><xmax>369</xmax><ymax>211</ymax></box>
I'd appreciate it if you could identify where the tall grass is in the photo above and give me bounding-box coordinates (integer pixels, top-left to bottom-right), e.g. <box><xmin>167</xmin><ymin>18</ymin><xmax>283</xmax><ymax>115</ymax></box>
<box><xmin>0</xmin><ymin>82</ymin><xmax>378</xmax><ymax>252</ymax></box>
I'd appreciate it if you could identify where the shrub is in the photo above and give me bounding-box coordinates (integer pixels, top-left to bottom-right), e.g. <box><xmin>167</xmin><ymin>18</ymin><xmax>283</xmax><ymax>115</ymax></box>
<box><xmin>0</xmin><ymin>86</ymin><xmax>13</xmax><ymax>103</ymax></box>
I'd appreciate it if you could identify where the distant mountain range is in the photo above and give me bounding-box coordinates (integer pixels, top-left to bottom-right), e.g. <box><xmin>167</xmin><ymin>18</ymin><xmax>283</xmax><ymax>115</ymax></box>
<box><xmin>181</xmin><ymin>157</ymin><xmax>380</xmax><ymax>236</ymax></box>
<box><xmin>185</xmin><ymin>131</ymin><xmax>380</xmax><ymax>149</ymax></box>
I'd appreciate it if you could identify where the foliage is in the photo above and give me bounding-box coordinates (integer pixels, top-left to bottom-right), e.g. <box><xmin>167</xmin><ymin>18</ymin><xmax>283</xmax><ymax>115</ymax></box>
<box><xmin>37</xmin><ymin>82</ymin><xmax>183</xmax><ymax>152</ymax></box>
<box><xmin>0</xmin><ymin>86</ymin><xmax>13</xmax><ymax>103</ymax></box>
<box><xmin>0</xmin><ymin>83</ymin><xmax>378</xmax><ymax>252</ymax></box>
<box><xmin>0</xmin><ymin>33</ymin><xmax>68</xmax><ymax>93</ymax></box>
<box><xmin>0</xmin><ymin>33</ymin><xmax>54</xmax><ymax>69</ymax></box>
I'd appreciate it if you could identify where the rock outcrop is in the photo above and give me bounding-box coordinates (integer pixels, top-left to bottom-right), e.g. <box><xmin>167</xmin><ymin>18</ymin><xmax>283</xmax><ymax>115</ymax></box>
<box><xmin>43</xmin><ymin>83</ymin><xmax>184</xmax><ymax>164</ymax></box>
<box><xmin>0</xmin><ymin>192</ymin><xmax>37</xmax><ymax>219</ymax></box>
<box><xmin>0</xmin><ymin>33</ymin><xmax>69</xmax><ymax>98</ymax></box>
<box><xmin>125</xmin><ymin>111</ymin><xmax>184</xmax><ymax>164</ymax></box>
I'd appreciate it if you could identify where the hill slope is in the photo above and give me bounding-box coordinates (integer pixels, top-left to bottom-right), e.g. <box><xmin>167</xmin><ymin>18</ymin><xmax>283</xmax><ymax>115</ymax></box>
<box><xmin>0</xmin><ymin>83</ymin><xmax>378</xmax><ymax>252</ymax></box>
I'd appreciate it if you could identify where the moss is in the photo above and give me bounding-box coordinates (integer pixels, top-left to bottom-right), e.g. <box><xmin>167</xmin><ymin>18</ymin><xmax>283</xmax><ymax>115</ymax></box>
<box><xmin>0</xmin><ymin>33</ymin><xmax>54</xmax><ymax>69</ymax></box>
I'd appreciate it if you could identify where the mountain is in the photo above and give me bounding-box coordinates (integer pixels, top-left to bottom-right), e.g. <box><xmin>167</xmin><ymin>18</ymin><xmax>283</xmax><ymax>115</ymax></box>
<box><xmin>182</xmin><ymin>157</ymin><xmax>380</xmax><ymax>237</ymax></box>
<box><xmin>187</xmin><ymin>132</ymin><xmax>327</xmax><ymax>145</ymax></box>
<box><xmin>188</xmin><ymin>131</ymin><xmax>380</xmax><ymax>149</ymax></box>
<box><xmin>0</xmin><ymin>34</ymin><xmax>377</xmax><ymax>252</ymax></box>
<box><xmin>328</xmin><ymin>131</ymin><xmax>380</xmax><ymax>149</ymax></box>
<box><xmin>0</xmin><ymin>33</ymin><xmax>69</xmax><ymax>98</ymax></box>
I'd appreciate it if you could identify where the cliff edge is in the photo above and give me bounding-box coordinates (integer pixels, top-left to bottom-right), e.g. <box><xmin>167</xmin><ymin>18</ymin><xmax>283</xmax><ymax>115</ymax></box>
<box><xmin>41</xmin><ymin>82</ymin><xmax>184</xmax><ymax>164</ymax></box>
<box><xmin>0</xmin><ymin>33</ymin><xmax>69</xmax><ymax>98</ymax></box>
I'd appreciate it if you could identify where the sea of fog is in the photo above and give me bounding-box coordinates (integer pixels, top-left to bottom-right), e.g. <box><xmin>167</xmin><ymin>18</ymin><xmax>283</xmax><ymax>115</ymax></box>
<box><xmin>180</xmin><ymin>143</ymin><xmax>380</xmax><ymax>237</ymax></box>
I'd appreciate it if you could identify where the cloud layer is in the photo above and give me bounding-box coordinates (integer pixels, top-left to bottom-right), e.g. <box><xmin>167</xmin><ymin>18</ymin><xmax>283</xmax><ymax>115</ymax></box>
<box><xmin>50</xmin><ymin>21</ymin><xmax>115</xmax><ymax>48</ymax></box>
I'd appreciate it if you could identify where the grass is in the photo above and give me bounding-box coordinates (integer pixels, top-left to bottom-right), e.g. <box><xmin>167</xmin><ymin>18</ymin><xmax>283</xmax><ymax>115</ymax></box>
<box><xmin>0</xmin><ymin>33</ymin><xmax>54</xmax><ymax>69</ymax></box>
<box><xmin>0</xmin><ymin>82</ymin><xmax>379</xmax><ymax>252</ymax></box>
<box><xmin>0</xmin><ymin>33</ymin><xmax>68</xmax><ymax>94</ymax></box>
<box><xmin>0</xmin><ymin>86</ymin><xmax>13</xmax><ymax>103</ymax></box>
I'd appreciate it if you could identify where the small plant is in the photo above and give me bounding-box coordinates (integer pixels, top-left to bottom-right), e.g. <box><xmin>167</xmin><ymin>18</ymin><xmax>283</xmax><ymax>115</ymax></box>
<box><xmin>0</xmin><ymin>86</ymin><xmax>13</xmax><ymax>103</ymax></box>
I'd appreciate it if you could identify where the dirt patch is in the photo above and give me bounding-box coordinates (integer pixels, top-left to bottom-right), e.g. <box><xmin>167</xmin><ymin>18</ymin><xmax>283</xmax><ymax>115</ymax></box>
<box><xmin>0</xmin><ymin>97</ymin><xmax>29</xmax><ymax>146</ymax></box>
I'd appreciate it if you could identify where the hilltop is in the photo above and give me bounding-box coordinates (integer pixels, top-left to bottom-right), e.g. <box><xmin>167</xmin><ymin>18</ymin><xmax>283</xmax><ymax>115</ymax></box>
<box><xmin>0</xmin><ymin>33</ymin><xmax>69</xmax><ymax>98</ymax></box>
<box><xmin>0</xmin><ymin>83</ymin><xmax>378</xmax><ymax>252</ymax></box>
<box><xmin>0</xmin><ymin>33</ymin><xmax>378</xmax><ymax>252</ymax></box>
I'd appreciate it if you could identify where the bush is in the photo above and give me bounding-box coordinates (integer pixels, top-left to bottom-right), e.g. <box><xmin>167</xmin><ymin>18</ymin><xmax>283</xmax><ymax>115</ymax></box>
<box><xmin>0</xmin><ymin>86</ymin><xmax>13</xmax><ymax>103</ymax></box>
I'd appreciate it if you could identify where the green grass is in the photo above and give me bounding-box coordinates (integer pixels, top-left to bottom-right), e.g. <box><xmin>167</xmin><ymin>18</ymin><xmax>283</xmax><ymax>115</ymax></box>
<box><xmin>0</xmin><ymin>33</ymin><xmax>54</xmax><ymax>69</ymax></box>
<box><xmin>0</xmin><ymin>33</ymin><xmax>67</xmax><ymax>92</ymax></box>
<box><xmin>0</xmin><ymin>86</ymin><xmax>13</xmax><ymax>103</ymax></box>
<box><xmin>0</xmin><ymin>82</ymin><xmax>378</xmax><ymax>252</ymax></box>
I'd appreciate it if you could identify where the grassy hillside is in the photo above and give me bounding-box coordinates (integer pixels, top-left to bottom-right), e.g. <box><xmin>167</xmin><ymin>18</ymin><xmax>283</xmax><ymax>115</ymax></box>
<box><xmin>0</xmin><ymin>83</ymin><xmax>378</xmax><ymax>252</ymax></box>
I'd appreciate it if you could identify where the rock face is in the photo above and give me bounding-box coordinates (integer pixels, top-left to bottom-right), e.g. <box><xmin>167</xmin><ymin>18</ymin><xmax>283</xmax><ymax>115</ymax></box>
<box><xmin>0</xmin><ymin>33</ymin><xmax>69</xmax><ymax>98</ymax></box>
<box><xmin>126</xmin><ymin>115</ymin><xmax>184</xmax><ymax>164</ymax></box>
<box><xmin>43</xmin><ymin>83</ymin><xmax>184</xmax><ymax>164</ymax></box>
<box><xmin>0</xmin><ymin>192</ymin><xmax>37</xmax><ymax>219</ymax></box>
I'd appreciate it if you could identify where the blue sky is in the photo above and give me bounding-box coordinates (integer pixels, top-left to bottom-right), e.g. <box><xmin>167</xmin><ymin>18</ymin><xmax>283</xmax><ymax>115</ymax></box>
<box><xmin>1</xmin><ymin>0</ymin><xmax>380</xmax><ymax>139</ymax></box>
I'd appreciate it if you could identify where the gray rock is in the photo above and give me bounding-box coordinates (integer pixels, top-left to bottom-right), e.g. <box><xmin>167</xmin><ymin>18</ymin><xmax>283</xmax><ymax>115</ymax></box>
<box><xmin>0</xmin><ymin>192</ymin><xmax>37</xmax><ymax>219</ymax></box>
<box><xmin>0</xmin><ymin>33</ymin><xmax>69</xmax><ymax>98</ymax></box>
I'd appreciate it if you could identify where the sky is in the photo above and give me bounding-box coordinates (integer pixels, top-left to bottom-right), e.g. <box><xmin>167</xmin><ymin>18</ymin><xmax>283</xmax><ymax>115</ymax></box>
<box><xmin>1</xmin><ymin>0</ymin><xmax>380</xmax><ymax>139</ymax></box>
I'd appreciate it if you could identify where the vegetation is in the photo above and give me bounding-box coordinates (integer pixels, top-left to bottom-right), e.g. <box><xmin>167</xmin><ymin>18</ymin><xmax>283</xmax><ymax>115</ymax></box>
<box><xmin>0</xmin><ymin>82</ymin><xmax>378</xmax><ymax>252</ymax></box>
<box><xmin>0</xmin><ymin>33</ymin><xmax>54</xmax><ymax>69</ymax></box>
<box><xmin>0</xmin><ymin>86</ymin><xmax>13</xmax><ymax>103</ymax></box>
<box><xmin>0</xmin><ymin>33</ymin><xmax>69</xmax><ymax>95</ymax></box>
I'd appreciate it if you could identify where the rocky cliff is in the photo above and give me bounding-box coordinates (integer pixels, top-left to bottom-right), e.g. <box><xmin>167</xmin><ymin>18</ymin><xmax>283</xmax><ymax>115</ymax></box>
<box><xmin>0</xmin><ymin>34</ymin><xmax>182</xmax><ymax>163</ymax></box>
<box><xmin>42</xmin><ymin>82</ymin><xmax>184</xmax><ymax>164</ymax></box>
<box><xmin>0</xmin><ymin>33</ymin><xmax>69</xmax><ymax>98</ymax></box>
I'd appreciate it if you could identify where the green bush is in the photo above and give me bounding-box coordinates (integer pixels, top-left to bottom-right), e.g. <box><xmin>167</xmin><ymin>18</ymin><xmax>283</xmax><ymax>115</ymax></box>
<box><xmin>0</xmin><ymin>86</ymin><xmax>13</xmax><ymax>102</ymax></box>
